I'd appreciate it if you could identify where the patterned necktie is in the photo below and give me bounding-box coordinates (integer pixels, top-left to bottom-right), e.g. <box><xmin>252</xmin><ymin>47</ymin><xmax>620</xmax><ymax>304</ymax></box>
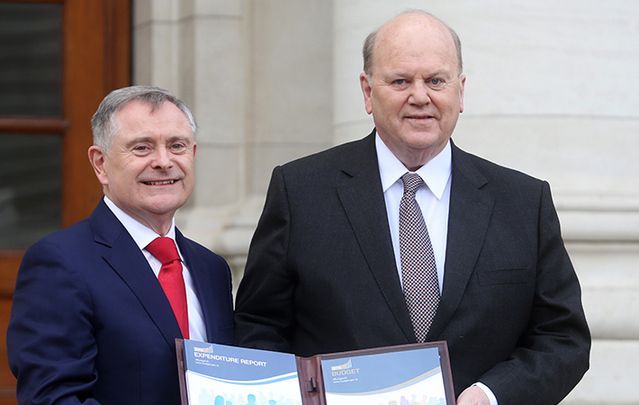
<box><xmin>146</xmin><ymin>237</ymin><xmax>189</xmax><ymax>338</ymax></box>
<box><xmin>399</xmin><ymin>172</ymin><xmax>440</xmax><ymax>342</ymax></box>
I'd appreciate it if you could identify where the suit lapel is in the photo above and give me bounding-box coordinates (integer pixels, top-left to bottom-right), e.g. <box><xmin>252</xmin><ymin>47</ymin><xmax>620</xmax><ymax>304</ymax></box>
<box><xmin>336</xmin><ymin>133</ymin><xmax>415</xmax><ymax>341</ymax></box>
<box><xmin>176</xmin><ymin>231</ymin><xmax>229</xmax><ymax>343</ymax></box>
<box><xmin>427</xmin><ymin>143</ymin><xmax>494</xmax><ymax>339</ymax></box>
<box><xmin>90</xmin><ymin>201</ymin><xmax>182</xmax><ymax>349</ymax></box>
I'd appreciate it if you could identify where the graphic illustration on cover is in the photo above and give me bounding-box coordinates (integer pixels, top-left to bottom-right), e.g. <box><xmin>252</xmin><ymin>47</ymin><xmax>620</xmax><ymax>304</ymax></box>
<box><xmin>320</xmin><ymin>346</ymin><xmax>446</xmax><ymax>405</ymax></box>
<box><xmin>182</xmin><ymin>340</ymin><xmax>303</xmax><ymax>405</ymax></box>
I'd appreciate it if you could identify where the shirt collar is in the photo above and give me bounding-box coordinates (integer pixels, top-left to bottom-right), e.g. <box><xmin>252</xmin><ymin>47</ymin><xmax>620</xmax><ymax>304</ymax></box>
<box><xmin>103</xmin><ymin>196</ymin><xmax>177</xmax><ymax>250</ymax></box>
<box><xmin>375</xmin><ymin>133</ymin><xmax>452</xmax><ymax>200</ymax></box>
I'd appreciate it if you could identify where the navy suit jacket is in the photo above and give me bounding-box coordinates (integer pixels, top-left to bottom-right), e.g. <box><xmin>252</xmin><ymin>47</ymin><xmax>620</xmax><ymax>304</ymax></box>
<box><xmin>7</xmin><ymin>201</ymin><xmax>234</xmax><ymax>405</ymax></box>
<box><xmin>235</xmin><ymin>132</ymin><xmax>590</xmax><ymax>404</ymax></box>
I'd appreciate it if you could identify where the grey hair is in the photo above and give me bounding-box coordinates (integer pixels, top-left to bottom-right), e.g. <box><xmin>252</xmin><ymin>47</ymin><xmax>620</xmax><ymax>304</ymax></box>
<box><xmin>91</xmin><ymin>85</ymin><xmax>197</xmax><ymax>150</ymax></box>
<box><xmin>362</xmin><ymin>9</ymin><xmax>463</xmax><ymax>75</ymax></box>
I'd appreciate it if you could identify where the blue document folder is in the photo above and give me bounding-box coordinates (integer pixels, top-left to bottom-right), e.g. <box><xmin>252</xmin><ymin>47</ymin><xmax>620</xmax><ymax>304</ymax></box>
<box><xmin>176</xmin><ymin>340</ymin><xmax>455</xmax><ymax>405</ymax></box>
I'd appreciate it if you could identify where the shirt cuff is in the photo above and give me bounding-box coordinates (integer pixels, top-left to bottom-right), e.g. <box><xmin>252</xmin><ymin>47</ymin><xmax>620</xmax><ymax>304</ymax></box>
<box><xmin>474</xmin><ymin>382</ymin><xmax>498</xmax><ymax>405</ymax></box>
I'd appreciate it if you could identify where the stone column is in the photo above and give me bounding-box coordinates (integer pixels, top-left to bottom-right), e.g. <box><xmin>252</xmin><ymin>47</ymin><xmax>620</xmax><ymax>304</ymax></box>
<box><xmin>133</xmin><ymin>0</ymin><xmax>247</xmax><ymax>248</ymax></box>
<box><xmin>204</xmin><ymin>0</ymin><xmax>334</xmax><ymax>290</ymax></box>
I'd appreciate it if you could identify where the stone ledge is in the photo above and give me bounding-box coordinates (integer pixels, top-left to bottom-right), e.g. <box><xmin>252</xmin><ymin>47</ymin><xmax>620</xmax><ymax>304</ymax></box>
<box><xmin>569</xmin><ymin>243</ymin><xmax>639</xmax><ymax>340</ymax></box>
<box><xmin>561</xmin><ymin>339</ymin><xmax>639</xmax><ymax>404</ymax></box>
<box><xmin>560</xmin><ymin>208</ymin><xmax>639</xmax><ymax>242</ymax></box>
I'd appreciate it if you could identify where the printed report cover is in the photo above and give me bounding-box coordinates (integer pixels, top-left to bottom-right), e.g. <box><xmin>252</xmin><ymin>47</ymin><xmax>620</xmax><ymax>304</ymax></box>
<box><xmin>177</xmin><ymin>340</ymin><xmax>455</xmax><ymax>405</ymax></box>
<box><xmin>320</xmin><ymin>346</ymin><xmax>447</xmax><ymax>405</ymax></box>
<box><xmin>180</xmin><ymin>340</ymin><xmax>303</xmax><ymax>405</ymax></box>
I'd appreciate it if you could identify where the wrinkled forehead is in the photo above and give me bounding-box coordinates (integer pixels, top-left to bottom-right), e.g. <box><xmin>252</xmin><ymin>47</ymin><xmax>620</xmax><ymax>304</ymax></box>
<box><xmin>373</xmin><ymin>15</ymin><xmax>460</xmax><ymax>72</ymax></box>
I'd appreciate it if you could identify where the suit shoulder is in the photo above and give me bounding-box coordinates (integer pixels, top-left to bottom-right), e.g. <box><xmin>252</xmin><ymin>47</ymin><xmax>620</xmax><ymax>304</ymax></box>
<box><xmin>26</xmin><ymin>218</ymin><xmax>93</xmax><ymax>254</ymax></box>
<box><xmin>17</xmin><ymin>219</ymin><xmax>96</xmax><ymax>286</ymax></box>
<box><xmin>455</xmin><ymin>146</ymin><xmax>547</xmax><ymax>190</ymax></box>
<box><xmin>178</xmin><ymin>235</ymin><xmax>229</xmax><ymax>266</ymax></box>
<box><xmin>279</xmin><ymin>136</ymin><xmax>369</xmax><ymax>174</ymax></box>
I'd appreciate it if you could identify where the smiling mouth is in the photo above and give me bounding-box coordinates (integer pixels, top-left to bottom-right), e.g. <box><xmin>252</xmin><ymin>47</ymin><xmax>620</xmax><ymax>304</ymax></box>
<box><xmin>143</xmin><ymin>180</ymin><xmax>177</xmax><ymax>185</ymax></box>
<box><xmin>406</xmin><ymin>115</ymin><xmax>434</xmax><ymax>120</ymax></box>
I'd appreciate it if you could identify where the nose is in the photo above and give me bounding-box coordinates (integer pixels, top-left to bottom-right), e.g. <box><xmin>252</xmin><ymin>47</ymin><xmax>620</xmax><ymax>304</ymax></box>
<box><xmin>408</xmin><ymin>81</ymin><xmax>431</xmax><ymax>106</ymax></box>
<box><xmin>151</xmin><ymin>146</ymin><xmax>173</xmax><ymax>169</ymax></box>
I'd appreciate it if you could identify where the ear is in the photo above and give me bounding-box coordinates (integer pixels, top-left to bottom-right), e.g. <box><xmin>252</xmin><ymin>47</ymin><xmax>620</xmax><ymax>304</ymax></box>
<box><xmin>192</xmin><ymin>142</ymin><xmax>197</xmax><ymax>158</ymax></box>
<box><xmin>458</xmin><ymin>73</ymin><xmax>466</xmax><ymax>113</ymax></box>
<box><xmin>359</xmin><ymin>72</ymin><xmax>374</xmax><ymax>115</ymax></box>
<box><xmin>88</xmin><ymin>145</ymin><xmax>109</xmax><ymax>186</ymax></box>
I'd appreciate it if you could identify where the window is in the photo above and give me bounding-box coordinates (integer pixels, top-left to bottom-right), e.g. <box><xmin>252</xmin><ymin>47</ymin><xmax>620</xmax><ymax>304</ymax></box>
<box><xmin>0</xmin><ymin>1</ymin><xmax>131</xmax><ymax>402</ymax></box>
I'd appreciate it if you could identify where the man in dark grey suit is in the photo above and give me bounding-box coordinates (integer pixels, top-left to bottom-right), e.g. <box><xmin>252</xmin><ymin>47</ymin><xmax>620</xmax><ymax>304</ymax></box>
<box><xmin>235</xmin><ymin>10</ymin><xmax>590</xmax><ymax>405</ymax></box>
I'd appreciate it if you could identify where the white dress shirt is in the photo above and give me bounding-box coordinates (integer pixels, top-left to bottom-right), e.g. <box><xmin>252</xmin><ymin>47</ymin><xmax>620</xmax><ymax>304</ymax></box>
<box><xmin>375</xmin><ymin>135</ymin><xmax>498</xmax><ymax>405</ymax></box>
<box><xmin>376</xmin><ymin>134</ymin><xmax>451</xmax><ymax>291</ymax></box>
<box><xmin>103</xmin><ymin>196</ymin><xmax>207</xmax><ymax>341</ymax></box>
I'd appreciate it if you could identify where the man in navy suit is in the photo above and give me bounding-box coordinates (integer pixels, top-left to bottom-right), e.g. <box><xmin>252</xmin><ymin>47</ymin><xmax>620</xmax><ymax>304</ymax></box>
<box><xmin>7</xmin><ymin>86</ymin><xmax>234</xmax><ymax>404</ymax></box>
<box><xmin>235</xmin><ymin>10</ymin><xmax>590</xmax><ymax>405</ymax></box>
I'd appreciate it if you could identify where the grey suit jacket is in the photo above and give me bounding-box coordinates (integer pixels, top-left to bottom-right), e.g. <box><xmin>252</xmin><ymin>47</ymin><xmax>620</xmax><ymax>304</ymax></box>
<box><xmin>235</xmin><ymin>132</ymin><xmax>590</xmax><ymax>404</ymax></box>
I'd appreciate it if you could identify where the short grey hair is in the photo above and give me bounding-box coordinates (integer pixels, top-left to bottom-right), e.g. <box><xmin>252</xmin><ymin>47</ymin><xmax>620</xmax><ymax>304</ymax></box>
<box><xmin>91</xmin><ymin>85</ymin><xmax>197</xmax><ymax>150</ymax></box>
<box><xmin>362</xmin><ymin>10</ymin><xmax>463</xmax><ymax>75</ymax></box>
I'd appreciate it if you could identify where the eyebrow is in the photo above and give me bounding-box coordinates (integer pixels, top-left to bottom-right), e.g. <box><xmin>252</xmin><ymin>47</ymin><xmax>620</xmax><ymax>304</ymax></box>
<box><xmin>124</xmin><ymin>136</ymin><xmax>154</xmax><ymax>148</ymax></box>
<box><xmin>165</xmin><ymin>135</ymin><xmax>194</xmax><ymax>144</ymax></box>
<box><xmin>384</xmin><ymin>69</ymin><xmax>451</xmax><ymax>78</ymax></box>
<box><xmin>124</xmin><ymin>135</ymin><xmax>193</xmax><ymax>148</ymax></box>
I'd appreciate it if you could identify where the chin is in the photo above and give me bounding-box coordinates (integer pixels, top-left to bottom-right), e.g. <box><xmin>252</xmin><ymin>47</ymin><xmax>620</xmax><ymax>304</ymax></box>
<box><xmin>146</xmin><ymin>197</ymin><xmax>187</xmax><ymax>215</ymax></box>
<box><xmin>406</xmin><ymin>132</ymin><xmax>443</xmax><ymax>147</ymax></box>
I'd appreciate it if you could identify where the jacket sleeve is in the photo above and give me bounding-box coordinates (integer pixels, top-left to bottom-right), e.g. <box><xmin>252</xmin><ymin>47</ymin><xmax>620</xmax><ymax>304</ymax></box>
<box><xmin>7</xmin><ymin>239</ymin><xmax>102</xmax><ymax>405</ymax></box>
<box><xmin>234</xmin><ymin>166</ymin><xmax>297</xmax><ymax>352</ymax></box>
<box><xmin>479</xmin><ymin>181</ymin><xmax>591</xmax><ymax>404</ymax></box>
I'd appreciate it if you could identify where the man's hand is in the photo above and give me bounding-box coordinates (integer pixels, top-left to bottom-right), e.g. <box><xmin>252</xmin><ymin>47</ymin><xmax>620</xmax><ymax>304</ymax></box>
<box><xmin>457</xmin><ymin>385</ymin><xmax>490</xmax><ymax>405</ymax></box>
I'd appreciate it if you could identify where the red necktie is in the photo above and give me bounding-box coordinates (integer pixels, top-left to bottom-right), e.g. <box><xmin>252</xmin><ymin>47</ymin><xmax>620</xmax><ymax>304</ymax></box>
<box><xmin>146</xmin><ymin>237</ymin><xmax>189</xmax><ymax>338</ymax></box>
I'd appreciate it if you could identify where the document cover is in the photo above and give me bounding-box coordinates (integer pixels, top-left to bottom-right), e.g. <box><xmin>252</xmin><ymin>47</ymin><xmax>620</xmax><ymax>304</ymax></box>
<box><xmin>176</xmin><ymin>340</ymin><xmax>455</xmax><ymax>405</ymax></box>
<box><xmin>177</xmin><ymin>340</ymin><xmax>303</xmax><ymax>405</ymax></box>
<box><xmin>320</xmin><ymin>346</ymin><xmax>447</xmax><ymax>405</ymax></box>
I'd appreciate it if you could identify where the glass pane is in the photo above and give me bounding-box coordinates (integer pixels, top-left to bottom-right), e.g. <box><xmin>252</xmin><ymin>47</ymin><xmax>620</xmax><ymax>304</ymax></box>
<box><xmin>0</xmin><ymin>3</ymin><xmax>63</xmax><ymax>117</ymax></box>
<box><xmin>0</xmin><ymin>134</ymin><xmax>61</xmax><ymax>249</ymax></box>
